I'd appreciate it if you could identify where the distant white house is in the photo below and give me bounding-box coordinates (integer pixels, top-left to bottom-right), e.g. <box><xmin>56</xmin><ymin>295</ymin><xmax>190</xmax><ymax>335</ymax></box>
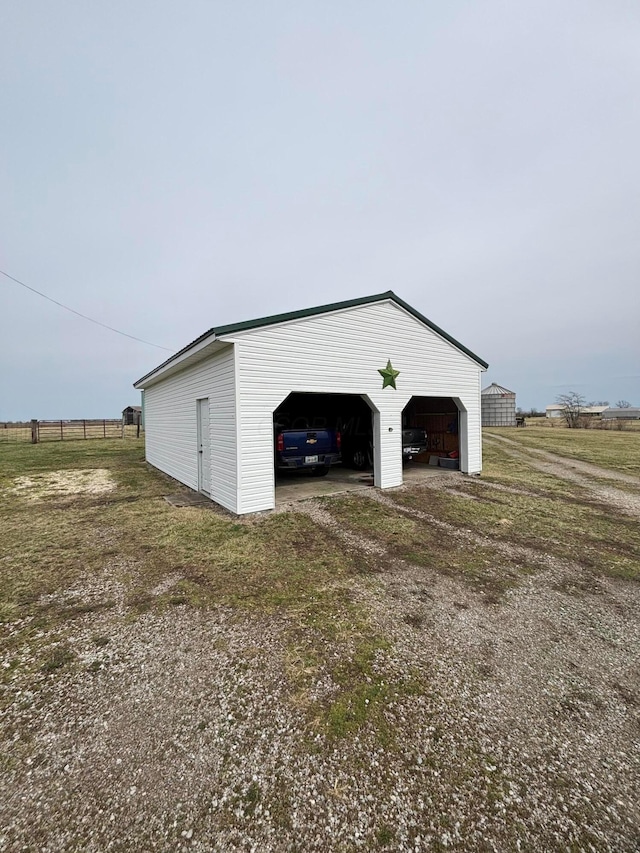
<box><xmin>545</xmin><ymin>404</ymin><xmax>609</xmax><ymax>419</ymax></box>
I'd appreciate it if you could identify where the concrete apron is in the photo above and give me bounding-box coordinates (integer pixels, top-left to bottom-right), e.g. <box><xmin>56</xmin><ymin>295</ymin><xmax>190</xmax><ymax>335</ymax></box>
<box><xmin>275</xmin><ymin>463</ymin><xmax>457</xmax><ymax>507</ymax></box>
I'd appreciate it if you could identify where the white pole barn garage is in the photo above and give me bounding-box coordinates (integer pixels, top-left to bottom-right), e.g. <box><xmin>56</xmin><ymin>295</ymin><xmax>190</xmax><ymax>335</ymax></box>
<box><xmin>133</xmin><ymin>292</ymin><xmax>488</xmax><ymax>515</ymax></box>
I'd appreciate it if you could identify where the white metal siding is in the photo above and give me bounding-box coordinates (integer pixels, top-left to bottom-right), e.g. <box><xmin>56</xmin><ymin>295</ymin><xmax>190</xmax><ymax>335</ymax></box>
<box><xmin>226</xmin><ymin>300</ymin><xmax>483</xmax><ymax>514</ymax></box>
<box><xmin>143</xmin><ymin>345</ymin><xmax>237</xmax><ymax>513</ymax></box>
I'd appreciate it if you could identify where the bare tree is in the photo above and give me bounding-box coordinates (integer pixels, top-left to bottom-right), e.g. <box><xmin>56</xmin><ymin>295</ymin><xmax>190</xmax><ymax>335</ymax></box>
<box><xmin>616</xmin><ymin>400</ymin><xmax>632</xmax><ymax>408</ymax></box>
<box><xmin>556</xmin><ymin>391</ymin><xmax>586</xmax><ymax>428</ymax></box>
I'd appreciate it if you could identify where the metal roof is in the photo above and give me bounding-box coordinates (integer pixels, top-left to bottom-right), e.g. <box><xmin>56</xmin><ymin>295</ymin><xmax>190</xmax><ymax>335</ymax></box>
<box><xmin>546</xmin><ymin>404</ymin><xmax>609</xmax><ymax>414</ymax></box>
<box><xmin>134</xmin><ymin>291</ymin><xmax>489</xmax><ymax>387</ymax></box>
<box><xmin>481</xmin><ymin>383</ymin><xmax>515</xmax><ymax>396</ymax></box>
<box><xmin>602</xmin><ymin>407</ymin><xmax>640</xmax><ymax>418</ymax></box>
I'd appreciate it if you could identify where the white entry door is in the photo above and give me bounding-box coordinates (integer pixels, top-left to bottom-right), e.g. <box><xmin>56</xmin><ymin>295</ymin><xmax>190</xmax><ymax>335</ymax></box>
<box><xmin>197</xmin><ymin>398</ymin><xmax>211</xmax><ymax>495</ymax></box>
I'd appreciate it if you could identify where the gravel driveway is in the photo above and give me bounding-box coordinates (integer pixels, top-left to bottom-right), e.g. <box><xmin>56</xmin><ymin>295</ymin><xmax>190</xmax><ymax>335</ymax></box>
<box><xmin>2</xmin><ymin>441</ymin><xmax>639</xmax><ymax>852</ymax></box>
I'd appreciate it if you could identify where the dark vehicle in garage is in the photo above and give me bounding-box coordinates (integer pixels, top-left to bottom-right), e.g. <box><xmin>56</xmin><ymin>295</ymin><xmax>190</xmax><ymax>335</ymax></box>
<box><xmin>274</xmin><ymin>392</ymin><xmax>435</xmax><ymax>474</ymax></box>
<box><xmin>275</xmin><ymin>393</ymin><xmax>370</xmax><ymax>473</ymax></box>
<box><xmin>402</xmin><ymin>427</ymin><xmax>428</xmax><ymax>461</ymax></box>
<box><xmin>342</xmin><ymin>426</ymin><xmax>428</xmax><ymax>469</ymax></box>
<box><xmin>275</xmin><ymin>425</ymin><xmax>341</xmax><ymax>476</ymax></box>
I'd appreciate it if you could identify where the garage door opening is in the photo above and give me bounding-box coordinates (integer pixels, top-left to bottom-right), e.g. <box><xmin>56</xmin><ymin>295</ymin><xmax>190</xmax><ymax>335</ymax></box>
<box><xmin>402</xmin><ymin>396</ymin><xmax>460</xmax><ymax>470</ymax></box>
<box><xmin>273</xmin><ymin>392</ymin><xmax>376</xmax><ymax>500</ymax></box>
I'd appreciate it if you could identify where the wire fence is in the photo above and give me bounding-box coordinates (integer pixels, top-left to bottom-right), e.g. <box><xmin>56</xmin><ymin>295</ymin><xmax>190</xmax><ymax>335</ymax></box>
<box><xmin>0</xmin><ymin>420</ymin><xmax>143</xmax><ymax>443</ymax></box>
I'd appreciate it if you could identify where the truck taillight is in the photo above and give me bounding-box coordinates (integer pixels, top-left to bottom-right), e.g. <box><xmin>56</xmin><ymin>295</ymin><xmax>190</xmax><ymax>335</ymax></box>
<box><xmin>276</xmin><ymin>433</ymin><xmax>284</xmax><ymax>452</ymax></box>
<box><xmin>336</xmin><ymin>430</ymin><xmax>341</xmax><ymax>450</ymax></box>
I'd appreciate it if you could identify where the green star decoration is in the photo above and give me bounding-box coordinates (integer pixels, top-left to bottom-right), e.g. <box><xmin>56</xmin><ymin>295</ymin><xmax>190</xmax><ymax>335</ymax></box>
<box><xmin>378</xmin><ymin>359</ymin><xmax>400</xmax><ymax>390</ymax></box>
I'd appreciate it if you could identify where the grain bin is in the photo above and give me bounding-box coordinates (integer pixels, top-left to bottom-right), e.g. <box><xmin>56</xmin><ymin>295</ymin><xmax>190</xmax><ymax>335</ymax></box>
<box><xmin>481</xmin><ymin>383</ymin><xmax>517</xmax><ymax>427</ymax></box>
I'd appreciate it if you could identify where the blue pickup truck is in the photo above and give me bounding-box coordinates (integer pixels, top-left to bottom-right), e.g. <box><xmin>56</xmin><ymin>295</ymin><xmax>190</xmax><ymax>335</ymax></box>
<box><xmin>275</xmin><ymin>425</ymin><xmax>341</xmax><ymax>476</ymax></box>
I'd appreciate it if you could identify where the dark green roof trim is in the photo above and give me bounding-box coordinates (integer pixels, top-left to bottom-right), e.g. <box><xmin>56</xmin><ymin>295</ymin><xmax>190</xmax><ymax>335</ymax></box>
<box><xmin>134</xmin><ymin>327</ymin><xmax>218</xmax><ymax>386</ymax></box>
<box><xmin>381</xmin><ymin>291</ymin><xmax>488</xmax><ymax>369</ymax></box>
<box><xmin>213</xmin><ymin>291</ymin><xmax>389</xmax><ymax>336</ymax></box>
<box><xmin>134</xmin><ymin>290</ymin><xmax>488</xmax><ymax>386</ymax></box>
<box><xmin>213</xmin><ymin>290</ymin><xmax>488</xmax><ymax>368</ymax></box>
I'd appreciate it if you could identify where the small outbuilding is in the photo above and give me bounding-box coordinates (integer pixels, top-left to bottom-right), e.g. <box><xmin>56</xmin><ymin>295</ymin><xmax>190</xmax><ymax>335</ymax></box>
<box><xmin>133</xmin><ymin>291</ymin><xmax>488</xmax><ymax>515</ymax></box>
<box><xmin>122</xmin><ymin>405</ymin><xmax>142</xmax><ymax>425</ymax></box>
<box><xmin>481</xmin><ymin>383</ymin><xmax>516</xmax><ymax>426</ymax></box>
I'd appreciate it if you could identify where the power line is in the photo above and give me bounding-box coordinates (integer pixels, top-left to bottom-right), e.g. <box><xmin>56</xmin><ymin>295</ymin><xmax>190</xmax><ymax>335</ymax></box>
<box><xmin>1</xmin><ymin>268</ymin><xmax>175</xmax><ymax>351</ymax></box>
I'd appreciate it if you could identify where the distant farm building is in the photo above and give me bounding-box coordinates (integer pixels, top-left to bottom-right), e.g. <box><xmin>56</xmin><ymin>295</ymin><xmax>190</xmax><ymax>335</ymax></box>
<box><xmin>545</xmin><ymin>405</ymin><xmax>565</xmax><ymax>419</ymax></box>
<box><xmin>481</xmin><ymin>383</ymin><xmax>516</xmax><ymax>427</ymax></box>
<box><xmin>122</xmin><ymin>405</ymin><xmax>142</xmax><ymax>426</ymax></box>
<box><xmin>602</xmin><ymin>407</ymin><xmax>640</xmax><ymax>420</ymax></box>
<box><xmin>545</xmin><ymin>404</ymin><xmax>608</xmax><ymax>419</ymax></box>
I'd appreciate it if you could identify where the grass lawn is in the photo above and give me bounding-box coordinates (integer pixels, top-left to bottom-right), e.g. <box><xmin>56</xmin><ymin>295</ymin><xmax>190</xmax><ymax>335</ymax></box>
<box><xmin>1</xmin><ymin>432</ymin><xmax>639</xmax><ymax>851</ymax></box>
<box><xmin>390</xmin><ymin>437</ymin><xmax>640</xmax><ymax>583</ymax></box>
<box><xmin>0</xmin><ymin>440</ymin><xmax>384</xmax><ymax>732</ymax></box>
<box><xmin>486</xmin><ymin>424</ymin><xmax>640</xmax><ymax>475</ymax></box>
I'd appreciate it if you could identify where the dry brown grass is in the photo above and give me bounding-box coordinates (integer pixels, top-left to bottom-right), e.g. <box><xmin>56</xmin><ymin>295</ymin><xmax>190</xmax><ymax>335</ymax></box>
<box><xmin>491</xmin><ymin>424</ymin><xmax>640</xmax><ymax>474</ymax></box>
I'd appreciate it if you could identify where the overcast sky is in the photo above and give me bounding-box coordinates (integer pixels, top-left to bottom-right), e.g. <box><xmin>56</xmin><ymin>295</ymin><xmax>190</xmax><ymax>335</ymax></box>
<box><xmin>2</xmin><ymin>0</ymin><xmax>639</xmax><ymax>419</ymax></box>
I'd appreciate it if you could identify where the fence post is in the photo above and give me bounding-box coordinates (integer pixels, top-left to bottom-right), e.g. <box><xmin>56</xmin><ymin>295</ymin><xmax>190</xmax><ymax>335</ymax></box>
<box><xmin>83</xmin><ymin>420</ymin><xmax>86</xmax><ymax>439</ymax></box>
<box><xmin>60</xmin><ymin>420</ymin><xmax>64</xmax><ymax>440</ymax></box>
<box><xmin>103</xmin><ymin>419</ymin><xmax>106</xmax><ymax>438</ymax></box>
<box><xmin>136</xmin><ymin>421</ymin><xmax>140</xmax><ymax>438</ymax></box>
<box><xmin>31</xmin><ymin>419</ymin><xmax>39</xmax><ymax>444</ymax></box>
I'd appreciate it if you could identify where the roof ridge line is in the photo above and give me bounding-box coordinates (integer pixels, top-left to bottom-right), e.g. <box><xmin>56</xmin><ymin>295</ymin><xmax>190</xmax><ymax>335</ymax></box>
<box><xmin>134</xmin><ymin>290</ymin><xmax>487</xmax><ymax>387</ymax></box>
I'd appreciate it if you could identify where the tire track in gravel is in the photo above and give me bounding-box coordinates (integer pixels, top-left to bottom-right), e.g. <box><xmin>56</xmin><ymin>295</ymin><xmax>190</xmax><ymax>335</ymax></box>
<box><xmin>296</xmin><ymin>489</ymin><xmax>580</xmax><ymax>590</ymax></box>
<box><xmin>294</xmin><ymin>474</ymin><xmax>640</xmax><ymax>853</ymax></box>
<box><xmin>366</xmin><ymin>489</ymin><xmax>558</xmax><ymax>569</ymax></box>
<box><xmin>298</xmin><ymin>487</ymin><xmax>640</xmax><ymax>851</ymax></box>
<box><xmin>485</xmin><ymin>432</ymin><xmax>640</xmax><ymax>485</ymax></box>
<box><xmin>385</xmin><ymin>484</ymin><xmax>577</xmax><ymax>573</ymax></box>
<box><xmin>410</xmin><ymin>473</ymin><xmax>541</xmax><ymax>500</ymax></box>
<box><xmin>291</xmin><ymin>501</ymin><xmax>387</xmax><ymax>557</ymax></box>
<box><xmin>484</xmin><ymin>434</ymin><xmax>640</xmax><ymax>518</ymax></box>
<box><xmin>293</xmin><ymin>493</ymin><xmax>640</xmax><ymax>853</ymax></box>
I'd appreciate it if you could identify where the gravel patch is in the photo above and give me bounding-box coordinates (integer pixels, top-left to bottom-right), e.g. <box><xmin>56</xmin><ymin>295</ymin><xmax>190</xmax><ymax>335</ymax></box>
<box><xmin>2</xmin><ymin>465</ymin><xmax>640</xmax><ymax>850</ymax></box>
<box><xmin>6</xmin><ymin>469</ymin><xmax>116</xmax><ymax>501</ymax></box>
<box><xmin>6</xmin><ymin>581</ymin><xmax>638</xmax><ymax>852</ymax></box>
<box><xmin>354</xmin><ymin>555</ymin><xmax>640</xmax><ymax>853</ymax></box>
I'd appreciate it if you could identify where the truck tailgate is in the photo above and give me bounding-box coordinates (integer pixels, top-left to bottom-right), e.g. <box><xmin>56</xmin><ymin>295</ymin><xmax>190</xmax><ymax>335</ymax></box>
<box><xmin>280</xmin><ymin>430</ymin><xmax>335</xmax><ymax>456</ymax></box>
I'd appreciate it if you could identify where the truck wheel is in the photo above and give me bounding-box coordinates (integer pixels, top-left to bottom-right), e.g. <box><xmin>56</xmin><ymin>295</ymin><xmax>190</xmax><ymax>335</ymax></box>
<box><xmin>312</xmin><ymin>466</ymin><xmax>330</xmax><ymax>477</ymax></box>
<box><xmin>352</xmin><ymin>449</ymin><xmax>367</xmax><ymax>470</ymax></box>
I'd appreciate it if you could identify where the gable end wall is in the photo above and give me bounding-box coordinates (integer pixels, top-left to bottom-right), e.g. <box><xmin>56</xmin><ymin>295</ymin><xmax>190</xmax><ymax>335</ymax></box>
<box><xmin>143</xmin><ymin>345</ymin><xmax>237</xmax><ymax>512</ymax></box>
<box><xmin>226</xmin><ymin>300</ymin><xmax>483</xmax><ymax>514</ymax></box>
